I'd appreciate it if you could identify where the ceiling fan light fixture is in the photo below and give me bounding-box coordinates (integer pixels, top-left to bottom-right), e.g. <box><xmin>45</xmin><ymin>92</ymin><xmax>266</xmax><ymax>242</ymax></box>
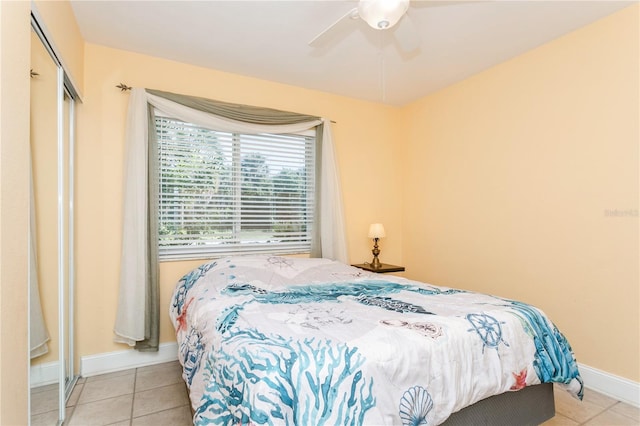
<box><xmin>358</xmin><ymin>0</ymin><xmax>410</xmax><ymax>30</ymax></box>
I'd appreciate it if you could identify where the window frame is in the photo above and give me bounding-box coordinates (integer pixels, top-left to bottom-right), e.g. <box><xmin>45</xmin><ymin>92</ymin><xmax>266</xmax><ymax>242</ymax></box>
<box><xmin>155</xmin><ymin>115</ymin><xmax>317</xmax><ymax>261</ymax></box>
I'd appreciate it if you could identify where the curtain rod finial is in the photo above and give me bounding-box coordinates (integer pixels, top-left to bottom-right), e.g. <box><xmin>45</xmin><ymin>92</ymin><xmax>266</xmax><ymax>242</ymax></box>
<box><xmin>116</xmin><ymin>83</ymin><xmax>132</xmax><ymax>92</ymax></box>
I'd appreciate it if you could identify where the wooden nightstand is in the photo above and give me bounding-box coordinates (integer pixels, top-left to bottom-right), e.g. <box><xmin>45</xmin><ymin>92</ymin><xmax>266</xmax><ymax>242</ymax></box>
<box><xmin>351</xmin><ymin>263</ymin><xmax>405</xmax><ymax>273</ymax></box>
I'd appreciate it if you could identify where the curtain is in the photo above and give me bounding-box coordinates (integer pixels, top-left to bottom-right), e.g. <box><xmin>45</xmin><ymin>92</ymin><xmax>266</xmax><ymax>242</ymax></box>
<box><xmin>30</xmin><ymin>159</ymin><xmax>50</xmax><ymax>359</ymax></box>
<box><xmin>114</xmin><ymin>89</ymin><xmax>348</xmax><ymax>350</ymax></box>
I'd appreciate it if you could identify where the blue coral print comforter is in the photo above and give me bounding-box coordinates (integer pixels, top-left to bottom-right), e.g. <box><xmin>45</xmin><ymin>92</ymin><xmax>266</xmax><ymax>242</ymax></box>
<box><xmin>170</xmin><ymin>256</ymin><xmax>583</xmax><ymax>426</ymax></box>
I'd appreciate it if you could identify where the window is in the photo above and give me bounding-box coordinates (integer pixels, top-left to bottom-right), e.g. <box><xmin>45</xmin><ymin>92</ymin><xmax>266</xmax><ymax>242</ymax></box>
<box><xmin>156</xmin><ymin>117</ymin><xmax>316</xmax><ymax>260</ymax></box>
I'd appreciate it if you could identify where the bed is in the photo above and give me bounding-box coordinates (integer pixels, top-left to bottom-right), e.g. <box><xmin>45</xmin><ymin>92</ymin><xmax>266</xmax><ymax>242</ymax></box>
<box><xmin>170</xmin><ymin>255</ymin><xmax>583</xmax><ymax>425</ymax></box>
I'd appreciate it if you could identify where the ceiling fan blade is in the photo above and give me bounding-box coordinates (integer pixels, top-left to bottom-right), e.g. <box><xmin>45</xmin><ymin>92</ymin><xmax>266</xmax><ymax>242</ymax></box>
<box><xmin>393</xmin><ymin>14</ymin><xmax>420</xmax><ymax>53</ymax></box>
<box><xmin>308</xmin><ymin>7</ymin><xmax>359</xmax><ymax>48</ymax></box>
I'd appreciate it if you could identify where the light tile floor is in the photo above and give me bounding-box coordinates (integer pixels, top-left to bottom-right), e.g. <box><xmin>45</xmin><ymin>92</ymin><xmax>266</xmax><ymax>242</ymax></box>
<box><xmin>31</xmin><ymin>361</ymin><xmax>192</xmax><ymax>426</ymax></box>
<box><xmin>31</xmin><ymin>361</ymin><xmax>639</xmax><ymax>425</ymax></box>
<box><xmin>543</xmin><ymin>384</ymin><xmax>639</xmax><ymax>426</ymax></box>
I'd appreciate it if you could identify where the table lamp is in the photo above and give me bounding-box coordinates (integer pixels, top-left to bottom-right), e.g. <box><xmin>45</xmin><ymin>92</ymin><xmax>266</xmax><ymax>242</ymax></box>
<box><xmin>368</xmin><ymin>223</ymin><xmax>386</xmax><ymax>269</ymax></box>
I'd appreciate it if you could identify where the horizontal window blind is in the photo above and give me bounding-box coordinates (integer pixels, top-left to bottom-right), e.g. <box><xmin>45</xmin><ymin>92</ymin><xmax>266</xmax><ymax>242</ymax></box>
<box><xmin>156</xmin><ymin>117</ymin><xmax>315</xmax><ymax>260</ymax></box>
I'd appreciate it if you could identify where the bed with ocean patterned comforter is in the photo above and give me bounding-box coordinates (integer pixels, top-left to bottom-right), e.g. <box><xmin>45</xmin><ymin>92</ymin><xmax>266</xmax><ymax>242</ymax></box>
<box><xmin>170</xmin><ymin>256</ymin><xmax>583</xmax><ymax>425</ymax></box>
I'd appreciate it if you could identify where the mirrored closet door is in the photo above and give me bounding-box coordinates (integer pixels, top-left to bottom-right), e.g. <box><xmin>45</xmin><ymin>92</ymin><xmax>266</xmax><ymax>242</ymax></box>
<box><xmin>29</xmin><ymin>15</ymin><xmax>79</xmax><ymax>426</ymax></box>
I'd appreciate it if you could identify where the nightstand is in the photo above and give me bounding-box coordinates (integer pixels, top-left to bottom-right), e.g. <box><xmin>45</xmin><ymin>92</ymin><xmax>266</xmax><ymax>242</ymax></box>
<box><xmin>351</xmin><ymin>263</ymin><xmax>405</xmax><ymax>273</ymax></box>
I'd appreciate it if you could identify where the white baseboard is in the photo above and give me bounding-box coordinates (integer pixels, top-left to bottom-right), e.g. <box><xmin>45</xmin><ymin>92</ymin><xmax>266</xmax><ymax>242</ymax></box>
<box><xmin>579</xmin><ymin>363</ymin><xmax>640</xmax><ymax>407</ymax></box>
<box><xmin>30</xmin><ymin>361</ymin><xmax>59</xmax><ymax>388</ymax></box>
<box><xmin>80</xmin><ymin>342</ymin><xmax>179</xmax><ymax>377</ymax></box>
<box><xmin>75</xmin><ymin>345</ymin><xmax>639</xmax><ymax>408</ymax></box>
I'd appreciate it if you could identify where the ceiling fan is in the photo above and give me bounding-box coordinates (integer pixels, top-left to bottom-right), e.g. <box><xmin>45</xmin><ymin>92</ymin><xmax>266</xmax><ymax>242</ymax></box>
<box><xmin>308</xmin><ymin>0</ymin><xmax>419</xmax><ymax>53</ymax></box>
<box><xmin>309</xmin><ymin>0</ymin><xmax>473</xmax><ymax>54</ymax></box>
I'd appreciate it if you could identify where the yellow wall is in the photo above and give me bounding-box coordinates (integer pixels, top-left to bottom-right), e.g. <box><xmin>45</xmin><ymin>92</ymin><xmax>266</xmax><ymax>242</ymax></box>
<box><xmin>75</xmin><ymin>43</ymin><xmax>404</xmax><ymax>356</ymax></box>
<box><xmin>401</xmin><ymin>4</ymin><xmax>639</xmax><ymax>381</ymax></box>
<box><xmin>0</xmin><ymin>1</ymin><xmax>31</xmax><ymax>424</ymax></box>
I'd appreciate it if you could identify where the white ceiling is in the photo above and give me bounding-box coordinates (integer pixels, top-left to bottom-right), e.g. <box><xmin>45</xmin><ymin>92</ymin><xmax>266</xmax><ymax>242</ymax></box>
<box><xmin>70</xmin><ymin>0</ymin><xmax>633</xmax><ymax>106</ymax></box>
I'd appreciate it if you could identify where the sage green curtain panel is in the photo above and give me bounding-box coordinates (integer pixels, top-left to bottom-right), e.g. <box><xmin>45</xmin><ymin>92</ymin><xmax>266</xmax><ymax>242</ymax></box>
<box><xmin>146</xmin><ymin>89</ymin><xmax>319</xmax><ymax>125</ymax></box>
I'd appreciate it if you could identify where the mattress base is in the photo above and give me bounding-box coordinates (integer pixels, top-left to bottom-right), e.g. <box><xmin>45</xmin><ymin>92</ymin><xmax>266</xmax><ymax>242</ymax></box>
<box><xmin>185</xmin><ymin>382</ymin><xmax>555</xmax><ymax>425</ymax></box>
<box><xmin>442</xmin><ymin>383</ymin><xmax>555</xmax><ymax>426</ymax></box>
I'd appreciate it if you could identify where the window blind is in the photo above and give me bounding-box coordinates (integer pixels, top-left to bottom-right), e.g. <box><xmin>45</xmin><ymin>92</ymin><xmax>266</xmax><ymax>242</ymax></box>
<box><xmin>156</xmin><ymin>117</ymin><xmax>316</xmax><ymax>260</ymax></box>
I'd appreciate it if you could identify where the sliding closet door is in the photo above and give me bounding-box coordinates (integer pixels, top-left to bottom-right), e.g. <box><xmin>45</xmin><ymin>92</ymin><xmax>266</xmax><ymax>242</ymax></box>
<box><xmin>29</xmin><ymin>26</ymin><xmax>60</xmax><ymax>425</ymax></box>
<box><xmin>62</xmin><ymin>88</ymin><xmax>77</xmax><ymax>405</ymax></box>
<box><xmin>29</xmin><ymin>19</ymin><xmax>79</xmax><ymax>425</ymax></box>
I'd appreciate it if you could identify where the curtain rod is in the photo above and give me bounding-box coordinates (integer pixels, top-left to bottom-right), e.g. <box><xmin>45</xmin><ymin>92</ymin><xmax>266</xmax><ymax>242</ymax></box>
<box><xmin>115</xmin><ymin>83</ymin><xmax>335</xmax><ymax>123</ymax></box>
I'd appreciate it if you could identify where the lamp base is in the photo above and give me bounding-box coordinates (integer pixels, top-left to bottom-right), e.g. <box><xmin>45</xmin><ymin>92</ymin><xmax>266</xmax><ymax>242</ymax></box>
<box><xmin>371</xmin><ymin>238</ymin><xmax>381</xmax><ymax>269</ymax></box>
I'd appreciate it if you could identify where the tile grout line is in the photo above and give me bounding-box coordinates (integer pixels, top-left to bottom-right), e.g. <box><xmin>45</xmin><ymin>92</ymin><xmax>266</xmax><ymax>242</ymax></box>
<box><xmin>65</xmin><ymin>380</ymin><xmax>84</xmax><ymax>424</ymax></box>
<box><xmin>129</xmin><ymin>368</ymin><xmax>138</xmax><ymax>425</ymax></box>
<box><xmin>610</xmin><ymin>401</ymin><xmax>640</xmax><ymax>421</ymax></box>
<box><xmin>565</xmin><ymin>399</ymin><xmax>631</xmax><ymax>425</ymax></box>
<box><xmin>584</xmin><ymin>402</ymin><xmax>639</xmax><ymax>425</ymax></box>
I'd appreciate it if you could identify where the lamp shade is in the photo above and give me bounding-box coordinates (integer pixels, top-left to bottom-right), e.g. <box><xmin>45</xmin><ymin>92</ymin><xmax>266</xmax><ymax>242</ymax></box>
<box><xmin>368</xmin><ymin>223</ymin><xmax>386</xmax><ymax>239</ymax></box>
<box><xmin>358</xmin><ymin>0</ymin><xmax>410</xmax><ymax>30</ymax></box>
